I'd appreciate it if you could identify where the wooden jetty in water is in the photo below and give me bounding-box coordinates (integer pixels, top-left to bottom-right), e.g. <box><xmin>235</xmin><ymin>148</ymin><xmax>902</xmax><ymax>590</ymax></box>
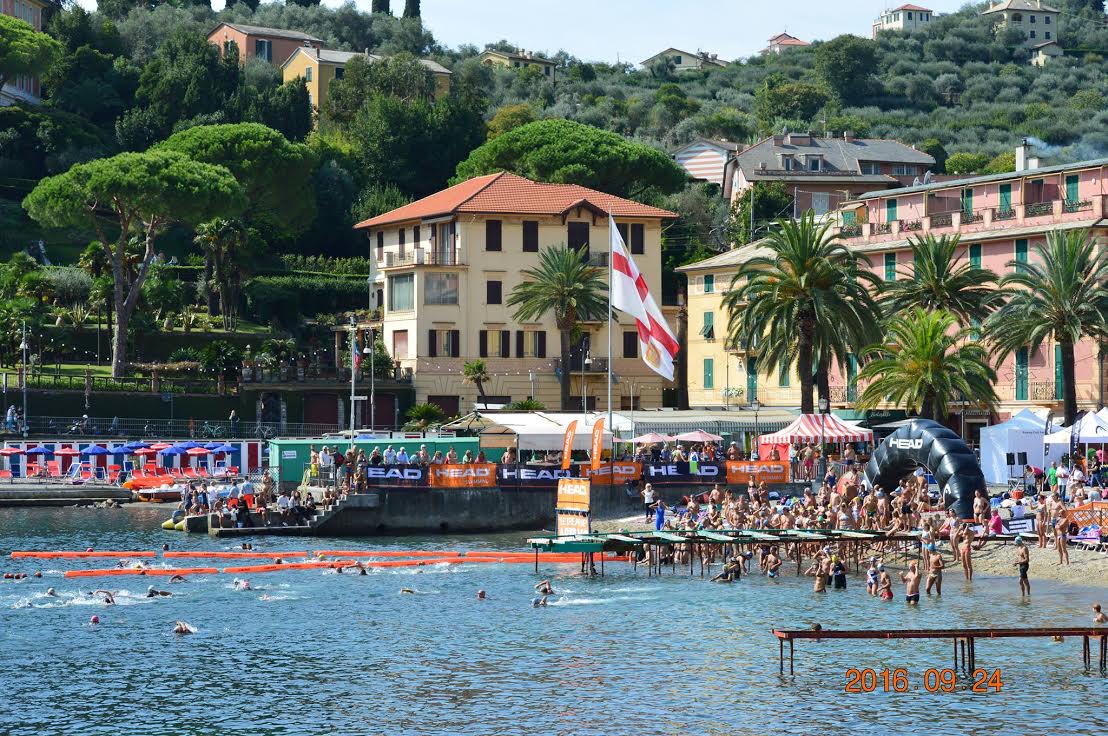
<box><xmin>772</xmin><ymin>627</ymin><xmax>1108</xmax><ymax>675</ymax></box>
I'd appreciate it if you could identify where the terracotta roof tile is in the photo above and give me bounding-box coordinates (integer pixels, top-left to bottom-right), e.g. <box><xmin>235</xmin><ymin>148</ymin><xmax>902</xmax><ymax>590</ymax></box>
<box><xmin>354</xmin><ymin>172</ymin><xmax>676</xmax><ymax>229</ymax></box>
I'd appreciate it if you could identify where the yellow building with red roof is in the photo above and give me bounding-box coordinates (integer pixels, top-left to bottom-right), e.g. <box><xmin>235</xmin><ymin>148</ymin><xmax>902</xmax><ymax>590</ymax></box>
<box><xmin>353</xmin><ymin>173</ymin><xmax>678</xmax><ymax>415</ymax></box>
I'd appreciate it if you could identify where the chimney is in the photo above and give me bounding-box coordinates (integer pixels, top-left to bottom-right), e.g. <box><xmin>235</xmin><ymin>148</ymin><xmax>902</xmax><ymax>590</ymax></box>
<box><xmin>1015</xmin><ymin>138</ymin><xmax>1028</xmax><ymax>171</ymax></box>
<box><xmin>843</xmin><ymin>131</ymin><xmax>855</xmax><ymax>142</ymax></box>
<box><xmin>1028</xmin><ymin>157</ymin><xmax>1041</xmax><ymax>170</ymax></box>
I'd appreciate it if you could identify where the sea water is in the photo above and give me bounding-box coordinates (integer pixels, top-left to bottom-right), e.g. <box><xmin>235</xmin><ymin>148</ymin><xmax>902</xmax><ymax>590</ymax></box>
<box><xmin>1</xmin><ymin>506</ymin><xmax>1106</xmax><ymax>736</ymax></box>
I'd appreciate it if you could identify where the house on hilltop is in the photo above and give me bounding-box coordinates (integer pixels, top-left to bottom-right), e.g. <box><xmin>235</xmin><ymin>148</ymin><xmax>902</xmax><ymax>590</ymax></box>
<box><xmin>672</xmin><ymin>138</ymin><xmax>743</xmax><ymax>196</ymax></box>
<box><xmin>282</xmin><ymin>47</ymin><xmax>451</xmax><ymax>111</ymax></box>
<box><xmin>763</xmin><ymin>33</ymin><xmax>810</xmax><ymax>54</ymax></box>
<box><xmin>478</xmin><ymin>48</ymin><xmax>557</xmax><ymax>82</ymax></box>
<box><xmin>731</xmin><ymin>131</ymin><xmax>935</xmax><ymax>216</ymax></box>
<box><xmin>872</xmin><ymin>4</ymin><xmax>935</xmax><ymax>37</ymax></box>
<box><xmin>1</xmin><ymin>0</ymin><xmax>51</xmax><ymax>105</ymax></box>
<box><xmin>207</xmin><ymin>22</ymin><xmax>323</xmax><ymax>67</ymax></box>
<box><xmin>982</xmin><ymin>0</ymin><xmax>1060</xmax><ymax>47</ymax></box>
<box><xmin>640</xmin><ymin>48</ymin><xmax>728</xmax><ymax>72</ymax></box>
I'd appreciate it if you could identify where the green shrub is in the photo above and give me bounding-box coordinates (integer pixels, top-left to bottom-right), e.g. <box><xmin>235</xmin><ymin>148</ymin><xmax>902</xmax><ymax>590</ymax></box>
<box><xmin>243</xmin><ymin>275</ymin><xmax>368</xmax><ymax>325</ymax></box>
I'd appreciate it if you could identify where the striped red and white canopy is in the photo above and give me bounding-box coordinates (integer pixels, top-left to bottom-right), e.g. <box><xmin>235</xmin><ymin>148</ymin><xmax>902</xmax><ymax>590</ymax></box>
<box><xmin>760</xmin><ymin>414</ymin><xmax>874</xmax><ymax>444</ymax></box>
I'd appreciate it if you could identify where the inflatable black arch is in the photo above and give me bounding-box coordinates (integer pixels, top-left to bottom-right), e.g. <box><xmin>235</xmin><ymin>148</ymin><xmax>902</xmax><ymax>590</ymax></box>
<box><xmin>863</xmin><ymin>419</ymin><xmax>985</xmax><ymax>520</ymax></box>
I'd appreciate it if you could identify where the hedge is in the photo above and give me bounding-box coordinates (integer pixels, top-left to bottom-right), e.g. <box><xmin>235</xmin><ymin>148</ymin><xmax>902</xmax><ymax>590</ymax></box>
<box><xmin>244</xmin><ymin>275</ymin><xmax>368</xmax><ymax>325</ymax></box>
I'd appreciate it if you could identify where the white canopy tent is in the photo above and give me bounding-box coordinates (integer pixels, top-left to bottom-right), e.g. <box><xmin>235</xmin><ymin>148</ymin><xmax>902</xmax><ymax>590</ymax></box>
<box><xmin>979</xmin><ymin>408</ymin><xmax>1063</xmax><ymax>484</ymax></box>
<box><xmin>477</xmin><ymin>412</ymin><xmax>619</xmax><ymax>451</ymax></box>
<box><xmin>1043</xmin><ymin>412</ymin><xmax>1108</xmax><ymax>445</ymax></box>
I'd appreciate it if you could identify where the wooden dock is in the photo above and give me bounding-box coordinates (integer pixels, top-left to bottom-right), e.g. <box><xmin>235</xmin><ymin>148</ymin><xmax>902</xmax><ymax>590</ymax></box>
<box><xmin>771</xmin><ymin>627</ymin><xmax>1108</xmax><ymax>675</ymax></box>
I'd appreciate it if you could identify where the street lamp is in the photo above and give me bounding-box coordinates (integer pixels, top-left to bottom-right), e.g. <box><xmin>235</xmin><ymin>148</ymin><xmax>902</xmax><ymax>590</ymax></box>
<box><xmin>818</xmin><ymin>396</ymin><xmax>829</xmax><ymax>483</ymax></box>
<box><xmin>750</xmin><ymin>399</ymin><xmax>762</xmax><ymax>458</ymax></box>
<box><xmin>580</xmin><ymin>335</ymin><xmax>591</xmax><ymax>412</ymax></box>
<box><xmin>528</xmin><ymin>369</ymin><xmax>536</xmax><ymax>400</ymax></box>
<box><xmin>364</xmin><ymin>332</ymin><xmax>374</xmax><ymax>432</ymax></box>
<box><xmin>19</xmin><ymin>322</ymin><xmax>28</xmax><ymax>437</ymax></box>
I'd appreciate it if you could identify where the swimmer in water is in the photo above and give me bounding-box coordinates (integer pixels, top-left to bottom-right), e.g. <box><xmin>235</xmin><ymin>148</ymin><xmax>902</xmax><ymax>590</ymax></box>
<box><xmin>531</xmin><ymin>595</ymin><xmax>548</xmax><ymax>607</ymax></box>
<box><xmin>46</xmin><ymin>587</ymin><xmax>56</xmax><ymax>597</ymax></box>
<box><xmin>233</xmin><ymin>579</ymin><xmax>251</xmax><ymax>591</ymax></box>
<box><xmin>162</xmin><ymin>544</ymin><xmax>170</xmax><ymax>552</ymax></box>
<box><xmin>146</xmin><ymin>586</ymin><xmax>171</xmax><ymax>598</ymax></box>
<box><xmin>173</xmin><ymin>621</ymin><xmax>195</xmax><ymax>635</ymax></box>
<box><xmin>535</xmin><ymin>580</ymin><xmax>554</xmax><ymax>595</ymax></box>
<box><xmin>168</xmin><ymin>575</ymin><xmax>186</xmax><ymax>584</ymax></box>
<box><xmin>89</xmin><ymin>615</ymin><xmax>100</xmax><ymax>625</ymax></box>
<box><xmin>477</xmin><ymin>590</ymin><xmax>487</xmax><ymax>600</ymax></box>
<box><xmin>400</xmin><ymin>588</ymin><xmax>416</xmax><ymax>594</ymax></box>
<box><xmin>33</xmin><ymin>571</ymin><xmax>41</xmax><ymax>578</ymax></box>
<box><xmin>93</xmin><ymin>590</ymin><xmax>115</xmax><ymax>605</ymax></box>
<box><xmin>1094</xmin><ymin>604</ymin><xmax>1108</xmax><ymax>624</ymax></box>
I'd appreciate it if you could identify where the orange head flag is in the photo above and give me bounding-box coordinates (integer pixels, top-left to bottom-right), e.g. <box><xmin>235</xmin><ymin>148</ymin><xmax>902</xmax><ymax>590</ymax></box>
<box><xmin>590</xmin><ymin>418</ymin><xmax>605</xmax><ymax>472</ymax></box>
<box><xmin>561</xmin><ymin>420</ymin><xmax>577</xmax><ymax>470</ymax></box>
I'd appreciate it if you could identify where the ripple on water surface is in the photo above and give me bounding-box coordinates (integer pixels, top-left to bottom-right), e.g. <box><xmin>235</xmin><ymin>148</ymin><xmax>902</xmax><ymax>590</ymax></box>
<box><xmin>0</xmin><ymin>506</ymin><xmax>1106</xmax><ymax>736</ymax></box>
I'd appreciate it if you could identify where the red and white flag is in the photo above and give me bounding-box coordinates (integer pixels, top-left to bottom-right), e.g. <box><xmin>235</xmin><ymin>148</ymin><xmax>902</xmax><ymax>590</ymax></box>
<box><xmin>609</xmin><ymin>217</ymin><xmax>680</xmax><ymax>381</ymax></box>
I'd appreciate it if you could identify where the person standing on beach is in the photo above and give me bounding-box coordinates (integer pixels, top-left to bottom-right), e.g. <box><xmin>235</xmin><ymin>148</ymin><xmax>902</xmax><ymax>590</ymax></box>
<box><xmin>641</xmin><ymin>483</ymin><xmax>656</xmax><ymax>522</ymax></box>
<box><xmin>1013</xmin><ymin>537</ymin><xmax>1031</xmax><ymax>596</ymax></box>
<box><xmin>651</xmin><ymin>499</ymin><xmax>667</xmax><ymax>531</ymax></box>
<box><xmin>1054</xmin><ymin>518</ymin><xmax>1070</xmax><ymax>565</ymax></box>
<box><xmin>926</xmin><ymin>544</ymin><xmax>943</xmax><ymax>596</ymax></box>
<box><xmin>1036</xmin><ymin>500</ymin><xmax>1049</xmax><ymax>548</ymax></box>
<box><xmin>900</xmin><ymin>562</ymin><xmax>921</xmax><ymax>605</ymax></box>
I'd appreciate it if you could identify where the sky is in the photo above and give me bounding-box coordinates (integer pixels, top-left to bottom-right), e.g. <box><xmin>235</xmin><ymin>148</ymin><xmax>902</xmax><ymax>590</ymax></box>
<box><xmin>385</xmin><ymin>0</ymin><xmax>973</xmax><ymax>62</ymax></box>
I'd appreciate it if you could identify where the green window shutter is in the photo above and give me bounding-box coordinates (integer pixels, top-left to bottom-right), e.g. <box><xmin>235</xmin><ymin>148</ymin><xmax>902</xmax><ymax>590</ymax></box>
<box><xmin>999</xmin><ymin>183</ymin><xmax>1012</xmax><ymax>212</ymax></box>
<box><xmin>843</xmin><ymin>210</ymin><xmax>856</xmax><ymax>225</ymax></box>
<box><xmin>746</xmin><ymin>356</ymin><xmax>758</xmax><ymax>402</ymax></box>
<box><xmin>779</xmin><ymin>363</ymin><xmax>790</xmax><ymax>387</ymax></box>
<box><xmin>884</xmin><ymin>252</ymin><xmax>896</xmax><ymax>281</ymax></box>
<box><xmin>847</xmin><ymin>354</ymin><xmax>858</xmax><ymax>402</ymax></box>
<box><xmin>1015</xmin><ymin>239</ymin><xmax>1028</xmax><ymax>273</ymax></box>
<box><xmin>886</xmin><ymin>199</ymin><xmax>897</xmax><ymax>222</ymax></box>
<box><xmin>1065</xmin><ymin>175</ymin><xmax>1079</xmax><ymax>203</ymax></box>
<box><xmin>961</xmin><ymin>188</ymin><xmax>973</xmax><ymax>216</ymax></box>
<box><xmin>703</xmin><ymin>274</ymin><xmax>714</xmax><ymax>293</ymax></box>
<box><xmin>699</xmin><ymin>311</ymin><xmax>714</xmax><ymax>339</ymax></box>
<box><xmin>969</xmin><ymin>243</ymin><xmax>981</xmax><ymax>269</ymax></box>
<box><xmin>1055</xmin><ymin>344</ymin><xmax>1064</xmax><ymax>400</ymax></box>
<box><xmin>1015</xmin><ymin>347</ymin><xmax>1029</xmax><ymax>401</ymax></box>
<box><xmin>703</xmin><ymin>358</ymin><xmax>714</xmax><ymax>390</ymax></box>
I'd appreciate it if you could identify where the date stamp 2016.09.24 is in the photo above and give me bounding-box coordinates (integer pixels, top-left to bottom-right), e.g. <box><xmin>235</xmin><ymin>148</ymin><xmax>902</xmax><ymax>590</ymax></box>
<box><xmin>845</xmin><ymin>668</ymin><xmax>1004</xmax><ymax>693</ymax></box>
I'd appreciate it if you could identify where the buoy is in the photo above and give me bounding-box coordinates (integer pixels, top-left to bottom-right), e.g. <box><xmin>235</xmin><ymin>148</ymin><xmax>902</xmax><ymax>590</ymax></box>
<box><xmin>173</xmin><ymin>520</ymin><xmax>186</xmax><ymax>531</ymax></box>
<box><xmin>161</xmin><ymin>519</ymin><xmax>176</xmax><ymax>530</ymax></box>
<box><xmin>11</xmin><ymin>551</ymin><xmax>156</xmax><ymax>559</ymax></box>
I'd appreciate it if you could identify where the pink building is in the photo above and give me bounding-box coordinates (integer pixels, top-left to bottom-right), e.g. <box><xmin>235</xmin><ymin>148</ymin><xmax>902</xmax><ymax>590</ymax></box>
<box><xmin>829</xmin><ymin>143</ymin><xmax>1108</xmax><ymax>435</ymax></box>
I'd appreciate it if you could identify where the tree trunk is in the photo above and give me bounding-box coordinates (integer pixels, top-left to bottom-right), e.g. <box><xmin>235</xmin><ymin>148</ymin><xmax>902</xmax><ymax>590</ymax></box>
<box><xmin>559</xmin><ymin>328</ymin><xmax>571</xmax><ymax>410</ymax></box>
<box><xmin>797</xmin><ymin>322</ymin><xmax>814</xmax><ymax>414</ymax></box>
<box><xmin>1061</xmin><ymin>339</ymin><xmax>1078</xmax><ymax>426</ymax></box>
<box><xmin>204</xmin><ymin>251</ymin><xmax>218</xmax><ymax>315</ymax></box>
<box><xmin>924</xmin><ymin>392</ymin><xmax>940</xmax><ymax>423</ymax></box>
<box><xmin>816</xmin><ymin>350</ymin><xmax>830</xmax><ymax>411</ymax></box>
<box><xmin>676</xmin><ymin>304</ymin><xmax>689</xmax><ymax>410</ymax></box>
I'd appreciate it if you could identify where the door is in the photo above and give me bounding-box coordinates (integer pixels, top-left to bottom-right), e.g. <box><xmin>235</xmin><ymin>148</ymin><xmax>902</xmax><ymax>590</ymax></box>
<box><xmin>1015</xmin><ymin>348</ymin><xmax>1029</xmax><ymax>401</ymax></box>
<box><xmin>746</xmin><ymin>356</ymin><xmax>758</xmax><ymax>403</ymax></box>
<box><xmin>568</xmin><ymin>222</ymin><xmax>590</xmax><ymax>259</ymax></box>
<box><xmin>303</xmin><ymin>394</ymin><xmax>338</xmax><ymax>425</ymax></box>
<box><xmin>999</xmin><ymin>183</ymin><xmax>1012</xmax><ymax>213</ymax></box>
<box><xmin>960</xmin><ymin>188</ymin><xmax>973</xmax><ymax>216</ymax></box>
<box><xmin>392</xmin><ymin>330</ymin><xmax>408</xmax><ymax>360</ymax></box>
<box><xmin>885</xmin><ymin>199</ymin><xmax>897</xmax><ymax>223</ymax></box>
<box><xmin>436</xmin><ymin>223</ymin><xmax>453</xmax><ymax>264</ymax></box>
<box><xmin>427</xmin><ymin>395</ymin><xmax>460</xmax><ymax>418</ymax></box>
<box><xmin>365</xmin><ymin>393</ymin><xmax>397</xmax><ymax>429</ymax></box>
<box><xmin>1065</xmin><ymin>174</ymin><xmax>1079</xmax><ymax>204</ymax></box>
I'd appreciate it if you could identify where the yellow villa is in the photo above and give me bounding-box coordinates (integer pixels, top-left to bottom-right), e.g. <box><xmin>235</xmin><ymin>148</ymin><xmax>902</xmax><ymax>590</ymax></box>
<box><xmin>282</xmin><ymin>47</ymin><xmax>451</xmax><ymax>110</ymax></box>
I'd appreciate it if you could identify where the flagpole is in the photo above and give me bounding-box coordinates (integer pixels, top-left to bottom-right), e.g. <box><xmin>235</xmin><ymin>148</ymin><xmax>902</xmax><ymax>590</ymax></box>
<box><xmin>607</xmin><ymin>215</ymin><xmax>614</xmax><ymax>469</ymax></box>
<box><xmin>349</xmin><ymin>317</ymin><xmax>356</xmax><ymax>452</ymax></box>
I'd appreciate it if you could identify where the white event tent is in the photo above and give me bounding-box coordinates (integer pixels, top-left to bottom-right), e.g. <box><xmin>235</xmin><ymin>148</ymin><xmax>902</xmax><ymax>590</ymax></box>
<box><xmin>979</xmin><ymin>408</ymin><xmax>1063</xmax><ymax>484</ymax></box>
<box><xmin>1043</xmin><ymin>411</ymin><xmax>1108</xmax><ymax>445</ymax></box>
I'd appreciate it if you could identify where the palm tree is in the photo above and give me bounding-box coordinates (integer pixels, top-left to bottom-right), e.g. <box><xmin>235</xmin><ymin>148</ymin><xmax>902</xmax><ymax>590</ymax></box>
<box><xmin>404</xmin><ymin>402</ymin><xmax>446</xmax><ymax>430</ymax></box>
<box><xmin>723</xmin><ymin>212</ymin><xmax>882</xmax><ymax>414</ymax></box>
<box><xmin>880</xmin><ymin>234</ymin><xmax>1000</xmax><ymax>324</ymax></box>
<box><xmin>463</xmin><ymin>359</ymin><xmax>490</xmax><ymax>401</ymax></box>
<box><xmin>194</xmin><ymin>218</ymin><xmax>250</xmax><ymax>331</ymax></box>
<box><xmin>508</xmin><ymin>246</ymin><xmax>606</xmax><ymax>410</ymax></box>
<box><xmin>986</xmin><ymin>229</ymin><xmax>1108</xmax><ymax>425</ymax></box>
<box><xmin>856</xmin><ymin>308</ymin><xmax>998</xmax><ymax>422</ymax></box>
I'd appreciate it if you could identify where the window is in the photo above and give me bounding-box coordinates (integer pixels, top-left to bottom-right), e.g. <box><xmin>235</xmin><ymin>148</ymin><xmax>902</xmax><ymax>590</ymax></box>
<box><xmin>846</xmin><ymin>354</ymin><xmax>858</xmax><ymax>402</ymax></box>
<box><xmin>960</xmin><ymin>189</ymin><xmax>973</xmax><ymax>215</ymax></box>
<box><xmin>485</xmin><ymin>220</ymin><xmax>502</xmax><ymax>251</ymax></box>
<box><xmin>398</xmin><ymin>227</ymin><xmax>405</xmax><ymax>259</ymax></box>
<box><xmin>906</xmin><ymin>11</ymin><xmax>912</xmax><ymax>19</ymax></box>
<box><xmin>1045</xmin><ymin>31</ymin><xmax>1051</xmax><ymax>39</ymax></box>
<box><xmin>486</xmin><ymin>280</ymin><xmax>502</xmax><ymax>305</ymax></box>
<box><xmin>424</xmin><ymin>273</ymin><xmax>459</xmax><ymax>305</ymax></box>
<box><xmin>1029</xmin><ymin>30</ymin><xmax>1036</xmax><ymax>38</ymax></box>
<box><xmin>778</xmin><ymin>364</ymin><xmax>790</xmax><ymax>387</ymax></box>
<box><xmin>1015</xmin><ymin>239</ymin><xmax>1029</xmax><ymax>273</ymax></box>
<box><xmin>703</xmin><ymin>358</ymin><xmax>714</xmax><ymax>390</ymax></box>
<box><xmin>392</xmin><ymin>330</ymin><xmax>409</xmax><ymax>359</ymax></box>
<box><xmin>376</xmin><ymin>232</ymin><xmax>384</xmax><ymax>261</ymax></box>
<box><xmin>427</xmin><ymin>329</ymin><xmax>460</xmax><ymax>358</ymax></box>
<box><xmin>623</xmin><ymin>331</ymin><xmax>638</xmax><ymax>359</ymax></box>
<box><xmin>999</xmin><ymin>183</ymin><xmax>1012</xmax><ymax>213</ymax></box>
<box><xmin>860</xmin><ymin>162</ymin><xmax>880</xmax><ymax>175</ymax></box>
<box><xmin>781</xmin><ymin>155</ymin><xmax>795</xmax><ymax>171</ymax></box>
<box><xmin>544</xmin><ymin>66</ymin><xmax>550</xmax><ymax>76</ymax></box>
<box><xmin>700</xmin><ymin>311</ymin><xmax>714</xmax><ymax>340</ymax></box>
<box><xmin>886</xmin><ymin>199</ymin><xmax>897</xmax><ymax>223</ymax></box>
<box><xmin>808</xmin><ymin>157</ymin><xmax>821</xmax><ymax>171</ymax></box>
<box><xmin>305</xmin><ymin>66</ymin><xmax>313</xmax><ymax>82</ymax></box>
<box><xmin>746</xmin><ymin>356</ymin><xmax>758</xmax><ymax>402</ymax></box>
<box><xmin>254</xmin><ymin>39</ymin><xmax>272</xmax><ymax>62</ymax></box>
<box><xmin>568</xmin><ymin>221</ymin><xmax>590</xmax><ymax>257</ymax></box>
<box><xmin>703</xmin><ymin>274</ymin><xmax>715</xmax><ymax>294</ymax></box>
<box><xmin>413</xmin><ymin>225</ymin><xmax>421</xmax><ymax>244</ymax></box>
<box><xmin>1045</xmin><ymin>14</ymin><xmax>1051</xmax><ymax>23</ymax></box>
<box><xmin>892</xmin><ymin>164</ymin><xmax>916</xmax><ymax>176</ymax></box>
<box><xmin>884</xmin><ymin>252</ymin><xmax>897</xmax><ymax>282</ymax></box>
<box><xmin>479</xmin><ymin>330</ymin><xmax>510</xmax><ymax>358</ymax></box>
<box><xmin>517</xmin><ymin>330</ymin><xmax>546</xmax><ymax>358</ymax></box>
<box><xmin>1015</xmin><ymin>347</ymin><xmax>1029</xmax><ymax>401</ymax></box>
<box><xmin>1065</xmin><ymin>174</ymin><xmax>1079</xmax><ymax>203</ymax></box>
<box><xmin>1013</xmin><ymin>12</ymin><xmax>1022</xmax><ymax>21</ymax></box>
<box><xmin>522</xmin><ymin>221</ymin><xmax>539</xmax><ymax>252</ymax></box>
<box><xmin>1030</xmin><ymin>14</ymin><xmax>1036</xmax><ymax>23</ymax></box>
<box><xmin>969</xmin><ymin>244</ymin><xmax>981</xmax><ymax>269</ymax></box>
<box><xmin>1055</xmin><ymin>344</ymin><xmax>1065</xmax><ymax>401</ymax></box>
<box><xmin>617</xmin><ymin>222</ymin><xmax>629</xmax><ymax>245</ymax></box>
<box><xmin>673</xmin><ymin>55</ymin><xmax>683</xmax><ymax>64</ymax></box>
<box><xmin>630</xmin><ymin>224</ymin><xmax>645</xmax><ymax>255</ymax></box>
<box><xmin>388</xmin><ymin>274</ymin><xmax>414</xmax><ymax>312</ymax></box>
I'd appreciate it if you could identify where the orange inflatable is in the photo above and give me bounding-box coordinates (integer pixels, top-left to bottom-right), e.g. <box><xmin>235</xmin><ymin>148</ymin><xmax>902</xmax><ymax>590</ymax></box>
<box><xmin>164</xmin><ymin>551</ymin><xmax>309</xmax><ymax>560</ymax></box>
<box><xmin>313</xmin><ymin>550</ymin><xmax>463</xmax><ymax>558</ymax></box>
<box><xmin>13</xmin><ymin>551</ymin><xmax>155</xmax><ymax>559</ymax></box>
<box><xmin>63</xmin><ymin>567</ymin><xmax>219</xmax><ymax>578</ymax></box>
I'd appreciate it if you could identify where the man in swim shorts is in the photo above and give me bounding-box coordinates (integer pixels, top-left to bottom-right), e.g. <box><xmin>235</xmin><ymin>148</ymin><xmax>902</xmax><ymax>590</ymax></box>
<box><xmin>925</xmin><ymin>543</ymin><xmax>943</xmax><ymax>596</ymax></box>
<box><xmin>900</xmin><ymin>561</ymin><xmax>921</xmax><ymax>604</ymax></box>
<box><xmin>1013</xmin><ymin>537</ymin><xmax>1030</xmax><ymax>596</ymax></box>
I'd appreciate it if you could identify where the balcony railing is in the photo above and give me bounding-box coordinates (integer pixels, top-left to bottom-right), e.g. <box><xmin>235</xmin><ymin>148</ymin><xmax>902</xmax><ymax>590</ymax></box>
<box><xmin>1025</xmin><ymin>201</ymin><xmax>1055</xmax><ymax>217</ymax></box>
<box><xmin>930</xmin><ymin>213</ymin><xmax>953</xmax><ymax>228</ymax></box>
<box><xmin>1063</xmin><ymin>199</ymin><xmax>1092</xmax><ymax>213</ymax></box>
<box><xmin>840</xmin><ymin>225</ymin><xmax>862</xmax><ymax>238</ymax></box>
<box><xmin>963</xmin><ymin>210</ymin><xmax>983</xmax><ymax>224</ymax></box>
<box><xmin>382</xmin><ymin>249</ymin><xmax>461</xmax><ymax>268</ymax></box>
<box><xmin>992</xmin><ymin>208</ymin><xmax>1016</xmax><ymax>221</ymax></box>
<box><xmin>588</xmin><ymin>253</ymin><xmax>609</xmax><ymax>267</ymax></box>
<box><xmin>829</xmin><ymin>384</ymin><xmax>858</xmax><ymax>404</ymax></box>
<box><xmin>875</xmin><ymin>222</ymin><xmax>892</xmax><ymax>235</ymax></box>
<box><xmin>1030</xmin><ymin>382</ymin><xmax>1059</xmax><ymax>401</ymax></box>
<box><xmin>902</xmin><ymin>219</ymin><xmax>922</xmax><ymax>232</ymax></box>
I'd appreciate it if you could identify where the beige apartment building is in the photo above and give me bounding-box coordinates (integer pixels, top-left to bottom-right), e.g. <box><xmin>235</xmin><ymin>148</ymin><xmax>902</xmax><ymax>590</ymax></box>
<box><xmin>354</xmin><ymin>172</ymin><xmax>678</xmax><ymax>417</ymax></box>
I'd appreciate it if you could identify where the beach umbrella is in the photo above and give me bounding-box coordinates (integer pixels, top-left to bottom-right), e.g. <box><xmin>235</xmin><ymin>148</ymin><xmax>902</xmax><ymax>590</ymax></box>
<box><xmin>185</xmin><ymin>447</ymin><xmax>211</xmax><ymax>456</ymax></box>
<box><xmin>674</xmin><ymin>430</ymin><xmax>725</xmax><ymax>443</ymax></box>
<box><xmin>54</xmin><ymin>447</ymin><xmax>80</xmax><ymax>457</ymax></box>
<box><xmin>0</xmin><ymin>447</ymin><xmax>23</xmax><ymax>456</ymax></box>
<box><xmin>202</xmin><ymin>442</ymin><xmax>225</xmax><ymax>451</ymax></box>
<box><xmin>82</xmin><ymin>446</ymin><xmax>112</xmax><ymax>456</ymax></box>
<box><xmin>24</xmin><ymin>446</ymin><xmax>54</xmax><ymax>456</ymax></box>
<box><xmin>176</xmin><ymin>441</ymin><xmax>202</xmax><ymax>450</ymax></box>
<box><xmin>630</xmin><ymin>432</ymin><xmax>674</xmax><ymax>444</ymax></box>
<box><xmin>159</xmin><ymin>446</ymin><xmax>186</xmax><ymax>455</ymax></box>
<box><xmin>212</xmin><ymin>444</ymin><xmax>237</xmax><ymax>454</ymax></box>
<box><xmin>132</xmin><ymin>448</ymin><xmax>157</xmax><ymax>456</ymax></box>
<box><xmin>123</xmin><ymin>441</ymin><xmax>150</xmax><ymax>450</ymax></box>
<box><xmin>149</xmin><ymin>442</ymin><xmax>172</xmax><ymax>451</ymax></box>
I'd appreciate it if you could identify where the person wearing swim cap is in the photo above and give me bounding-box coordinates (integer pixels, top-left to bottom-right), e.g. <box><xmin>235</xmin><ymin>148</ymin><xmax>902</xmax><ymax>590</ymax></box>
<box><xmin>89</xmin><ymin>615</ymin><xmax>100</xmax><ymax>625</ymax></box>
<box><xmin>531</xmin><ymin>595</ymin><xmax>548</xmax><ymax>607</ymax></box>
<box><xmin>476</xmin><ymin>590</ymin><xmax>487</xmax><ymax>600</ymax></box>
<box><xmin>45</xmin><ymin>587</ymin><xmax>56</xmax><ymax>597</ymax></box>
<box><xmin>146</xmin><ymin>586</ymin><xmax>171</xmax><ymax>598</ymax></box>
<box><xmin>173</xmin><ymin>621</ymin><xmax>194</xmax><ymax>634</ymax></box>
<box><xmin>535</xmin><ymin>580</ymin><xmax>554</xmax><ymax>595</ymax></box>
